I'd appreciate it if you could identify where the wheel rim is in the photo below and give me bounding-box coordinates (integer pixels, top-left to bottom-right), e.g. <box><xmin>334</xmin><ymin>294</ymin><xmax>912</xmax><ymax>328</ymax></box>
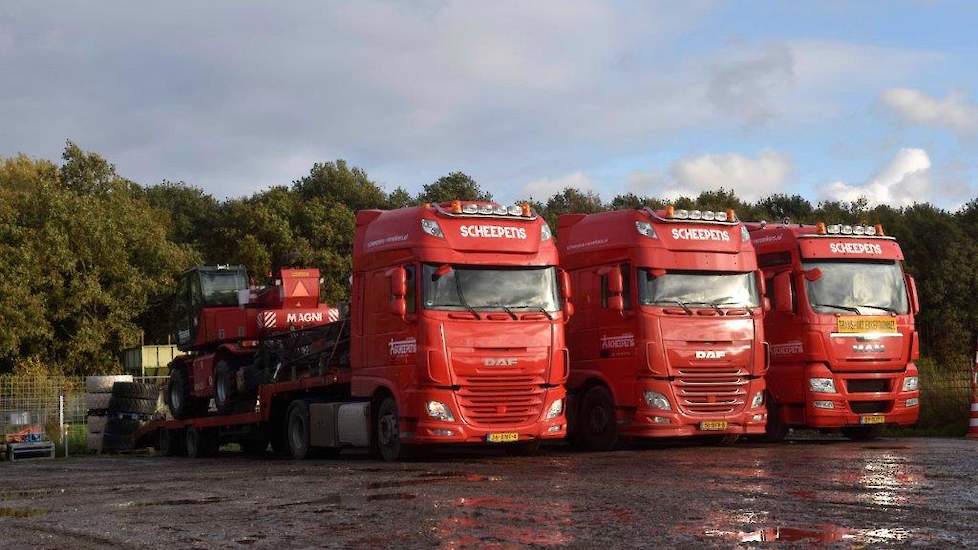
<box><xmin>588</xmin><ymin>404</ymin><xmax>609</xmax><ymax>435</ymax></box>
<box><xmin>216</xmin><ymin>375</ymin><xmax>228</xmax><ymax>406</ymax></box>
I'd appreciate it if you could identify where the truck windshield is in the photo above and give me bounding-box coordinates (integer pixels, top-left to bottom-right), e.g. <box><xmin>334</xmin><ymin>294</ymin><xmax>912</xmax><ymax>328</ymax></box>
<box><xmin>422</xmin><ymin>265</ymin><xmax>560</xmax><ymax>312</ymax></box>
<box><xmin>199</xmin><ymin>270</ymin><xmax>248</xmax><ymax>306</ymax></box>
<box><xmin>802</xmin><ymin>260</ymin><xmax>908</xmax><ymax>315</ymax></box>
<box><xmin>639</xmin><ymin>270</ymin><xmax>759</xmax><ymax>308</ymax></box>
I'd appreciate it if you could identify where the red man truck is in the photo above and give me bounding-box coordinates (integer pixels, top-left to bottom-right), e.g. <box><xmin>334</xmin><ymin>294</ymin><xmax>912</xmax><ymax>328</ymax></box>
<box><xmin>557</xmin><ymin>206</ymin><xmax>768</xmax><ymax>450</ymax></box>
<box><xmin>746</xmin><ymin>221</ymin><xmax>920</xmax><ymax>440</ymax></box>
<box><xmin>149</xmin><ymin>200</ymin><xmax>569</xmax><ymax>461</ymax></box>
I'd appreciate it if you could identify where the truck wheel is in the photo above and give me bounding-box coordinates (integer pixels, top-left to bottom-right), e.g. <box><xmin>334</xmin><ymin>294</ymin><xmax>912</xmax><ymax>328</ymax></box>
<box><xmin>112</xmin><ymin>382</ymin><xmax>160</xmax><ymax>400</ymax></box>
<box><xmin>374</xmin><ymin>396</ymin><xmax>408</xmax><ymax>462</ymax></box>
<box><xmin>167</xmin><ymin>368</ymin><xmax>207</xmax><ymax>419</ymax></box>
<box><xmin>186</xmin><ymin>427</ymin><xmax>216</xmax><ymax>458</ymax></box>
<box><xmin>214</xmin><ymin>361</ymin><xmax>237</xmax><ymax>415</ymax></box>
<box><xmin>505</xmin><ymin>440</ymin><xmax>541</xmax><ymax>456</ymax></box>
<box><xmin>159</xmin><ymin>429</ymin><xmax>185</xmax><ymax>456</ymax></box>
<box><xmin>107</xmin><ymin>396</ymin><xmax>157</xmax><ymax>415</ymax></box>
<box><xmin>287</xmin><ymin>401</ymin><xmax>313</xmax><ymax>459</ymax></box>
<box><xmin>576</xmin><ymin>386</ymin><xmax>618</xmax><ymax>452</ymax></box>
<box><xmin>842</xmin><ymin>426</ymin><xmax>883</xmax><ymax>441</ymax></box>
<box><xmin>763</xmin><ymin>396</ymin><xmax>789</xmax><ymax>443</ymax></box>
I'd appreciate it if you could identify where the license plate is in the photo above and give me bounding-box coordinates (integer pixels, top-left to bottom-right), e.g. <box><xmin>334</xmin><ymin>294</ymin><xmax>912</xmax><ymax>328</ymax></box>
<box><xmin>860</xmin><ymin>415</ymin><xmax>885</xmax><ymax>425</ymax></box>
<box><xmin>699</xmin><ymin>420</ymin><xmax>728</xmax><ymax>431</ymax></box>
<box><xmin>836</xmin><ymin>316</ymin><xmax>897</xmax><ymax>333</ymax></box>
<box><xmin>487</xmin><ymin>432</ymin><xmax>520</xmax><ymax>443</ymax></box>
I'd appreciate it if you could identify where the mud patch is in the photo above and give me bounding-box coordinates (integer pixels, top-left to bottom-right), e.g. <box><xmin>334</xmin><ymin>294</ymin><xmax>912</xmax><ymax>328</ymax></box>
<box><xmin>0</xmin><ymin>506</ymin><xmax>48</xmax><ymax>518</ymax></box>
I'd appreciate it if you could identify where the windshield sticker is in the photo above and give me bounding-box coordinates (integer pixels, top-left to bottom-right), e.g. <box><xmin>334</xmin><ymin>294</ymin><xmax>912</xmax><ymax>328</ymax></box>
<box><xmin>367</xmin><ymin>234</ymin><xmax>409</xmax><ymax>248</ymax></box>
<box><xmin>671</xmin><ymin>228</ymin><xmax>731</xmax><ymax>241</ymax></box>
<box><xmin>770</xmin><ymin>341</ymin><xmax>803</xmax><ymax>356</ymax></box>
<box><xmin>459</xmin><ymin>225</ymin><xmax>527</xmax><ymax>239</ymax></box>
<box><xmin>389</xmin><ymin>337</ymin><xmax>417</xmax><ymax>357</ymax></box>
<box><xmin>829</xmin><ymin>242</ymin><xmax>883</xmax><ymax>255</ymax></box>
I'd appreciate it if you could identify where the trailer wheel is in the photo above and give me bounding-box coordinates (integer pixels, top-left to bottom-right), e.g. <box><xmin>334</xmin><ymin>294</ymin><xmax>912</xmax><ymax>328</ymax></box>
<box><xmin>186</xmin><ymin>427</ymin><xmax>218</xmax><ymax>458</ymax></box>
<box><xmin>159</xmin><ymin>429</ymin><xmax>185</xmax><ymax>457</ymax></box>
<box><xmin>287</xmin><ymin>401</ymin><xmax>313</xmax><ymax>459</ymax></box>
<box><xmin>576</xmin><ymin>386</ymin><xmax>618</xmax><ymax>452</ymax></box>
<box><xmin>842</xmin><ymin>426</ymin><xmax>882</xmax><ymax>441</ymax></box>
<box><xmin>167</xmin><ymin>367</ymin><xmax>207</xmax><ymax>420</ymax></box>
<box><xmin>374</xmin><ymin>396</ymin><xmax>408</xmax><ymax>462</ymax></box>
<box><xmin>214</xmin><ymin>360</ymin><xmax>237</xmax><ymax>415</ymax></box>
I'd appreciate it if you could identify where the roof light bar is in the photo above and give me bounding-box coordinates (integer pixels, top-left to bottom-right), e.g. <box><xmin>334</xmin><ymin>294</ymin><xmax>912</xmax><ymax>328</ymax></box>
<box><xmin>664</xmin><ymin>205</ymin><xmax>736</xmax><ymax>223</ymax></box>
<box><xmin>822</xmin><ymin>223</ymin><xmax>882</xmax><ymax>236</ymax></box>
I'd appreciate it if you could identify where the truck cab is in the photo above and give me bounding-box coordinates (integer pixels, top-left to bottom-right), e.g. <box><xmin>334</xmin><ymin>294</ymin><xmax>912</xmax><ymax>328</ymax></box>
<box><xmin>352</xmin><ymin>201</ymin><xmax>570</xmax><ymax>460</ymax></box>
<box><xmin>746</xmin><ymin>221</ymin><xmax>921</xmax><ymax>440</ymax></box>
<box><xmin>558</xmin><ymin>207</ymin><xmax>768</xmax><ymax>450</ymax></box>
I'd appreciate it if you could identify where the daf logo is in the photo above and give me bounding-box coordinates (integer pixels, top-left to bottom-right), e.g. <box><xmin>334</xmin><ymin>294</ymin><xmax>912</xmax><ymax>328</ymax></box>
<box><xmin>853</xmin><ymin>343</ymin><xmax>885</xmax><ymax>353</ymax></box>
<box><xmin>484</xmin><ymin>358</ymin><xmax>518</xmax><ymax>367</ymax></box>
<box><xmin>694</xmin><ymin>350</ymin><xmax>726</xmax><ymax>359</ymax></box>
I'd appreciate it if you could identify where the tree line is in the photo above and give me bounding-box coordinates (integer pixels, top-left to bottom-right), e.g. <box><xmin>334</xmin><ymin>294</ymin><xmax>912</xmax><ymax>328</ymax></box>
<box><xmin>2</xmin><ymin>142</ymin><xmax>976</xmax><ymax>375</ymax></box>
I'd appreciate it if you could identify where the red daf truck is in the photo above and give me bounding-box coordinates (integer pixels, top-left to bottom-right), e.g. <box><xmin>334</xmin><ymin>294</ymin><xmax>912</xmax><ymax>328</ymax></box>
<box><xmin>557</xmin><ymin>206</ymin><xmax>768</xmax><ymax>450</ymax></box>
<box><xmin>746</xmin><ymin>221</ymin><xmax>920</xmax><ymax>440</ymax></box>
<box><xmin>147</xmin><ymin>201</ymin><xmax>569</xmax><ymax>461</ymax></box>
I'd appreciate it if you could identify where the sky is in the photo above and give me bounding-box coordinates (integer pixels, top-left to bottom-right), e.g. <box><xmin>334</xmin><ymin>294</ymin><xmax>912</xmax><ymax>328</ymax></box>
<box><xmin>2</xmin><ymin>1</ymin><xmax>978</xmax><ymax>209</ymax></box>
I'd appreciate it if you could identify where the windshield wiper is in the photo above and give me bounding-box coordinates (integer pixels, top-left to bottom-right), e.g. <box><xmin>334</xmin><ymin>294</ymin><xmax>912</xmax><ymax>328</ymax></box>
<box><xmin>656</xmin><ymin>299</ymin><xmax>692</xmax><ymax>315</ymax></box>
<box><xmin>512</xmin><ymin>305</ymin><xmax>554</xmax><ymax>320</ymax></box>
<box><xmin>483</xmin><ymin>303</ymin><xmax>518</xmax><ymax>320</ymax></box>
<box><xmin>857</xmin><ymin>304</ymin><xmax>899</xmax><ymax>314</ymax></box>
<box><xmin>453</xmin><ymin>275</ymin><xmax>481</xmax><ymax>320</ymax></box>
<box><xmin>813</xmin><ymin>303</ymin><xmax>860</xmax><ymax>314</ymax></box>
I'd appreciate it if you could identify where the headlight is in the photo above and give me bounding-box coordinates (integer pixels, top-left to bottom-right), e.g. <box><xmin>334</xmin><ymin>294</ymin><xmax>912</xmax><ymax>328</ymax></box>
<box><xmin>643</xmin><ymin>391</ymin><xmax>671</xmax><ymax>411</ymax></box>
<box><xmin>906</xmin><ymin>398</ymin><xmax>919</xmax><ymax>407</ymax></box>
<box><xmin>420</xmin><ymin>218</ymin><xmax>444</xmax><ymax>238</ymax></box>
<box><xmin>809</xmin><ymin>378</ymin><xmax>837</xmax><ymax>393</ymax></box>
<box><xmin>545</xmin><ymin>399</ymin><xmax>563</xmax><ymax>419</ymax></box>
<box><xmin>902</xmin><ymin>376</ymin><xmax>918</xmax><ymax>392</ymax></box>
<box><xmin>540</xmin><ymin>223</ymin><xmax>553</xmax><ymax>241</ymax></box>
<box><xmin>751</xmin><ymin>392</ymin><xmax>764</xmax><ymax>408</ymax></box>
<box><xmin>425</xmin><ymin>401</ymin><xmax>454</xmax><ymax>422</ymax></box>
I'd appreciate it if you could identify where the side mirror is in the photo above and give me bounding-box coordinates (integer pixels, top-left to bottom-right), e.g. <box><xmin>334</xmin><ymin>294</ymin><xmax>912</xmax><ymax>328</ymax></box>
<box><xmin>559</xmin><ymin>270</ymin><xmax>573</xmax><ymax>301</ymax></box>
<box><xmin>608</xmin><ymin>295</ymin><xmax>625</xmax><ymax>312</ymax></box>
<box><xmin>906</xmin><ymin>274</ymin><xmax>920</xmax><ymax>315</ymax></box>
<box><xmin>608</xmin><ymin>266</ymin><xmax>624</xmax><ymax>295</ymax></box>
<box><xmin>803</xmin><ymin>267</ymin><xmax>822</xmax><ymax>282</ymax></box>
<box><xmin>773</xmin><ymin>271</ymin><xmax>793</xmax><ymax>314</ymax></box>
<box><xmin>390</xmin><ymin>296</ymin><xmax>407</xmax><ymax>318</ymax></box>
<box><xmin>389</xmin><ymin>266</ymin><xmax>407</xmax><ymax>298</ymax></box>
<box><xmin>757</xmin><ymin>272</ymin><xmax>767</xmax><ymax>296</ymax></box>
<box><xmin>762</xmin><ymin>297</ymin><xmax>772</xmax><ymax>312</ymax></box>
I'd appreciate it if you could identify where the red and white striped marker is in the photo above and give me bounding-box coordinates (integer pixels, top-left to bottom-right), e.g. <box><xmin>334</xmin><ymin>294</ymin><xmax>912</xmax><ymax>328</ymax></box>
<box><xmin>969</xmin><ymin>339</ymin><xmax>978</xmax><ymax>439</ymax></box>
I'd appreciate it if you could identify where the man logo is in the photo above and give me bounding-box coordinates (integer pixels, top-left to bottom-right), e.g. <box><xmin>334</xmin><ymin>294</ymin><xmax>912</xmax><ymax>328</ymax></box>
<box><xmin>694</xmin><ymin>350</ymin><xmax>726</xmax><ymax>359</ymax></box>
<box><xmin>484</xmin><ymin>358</ymin><xmax>518</xmax><ymax>367</ymax></box>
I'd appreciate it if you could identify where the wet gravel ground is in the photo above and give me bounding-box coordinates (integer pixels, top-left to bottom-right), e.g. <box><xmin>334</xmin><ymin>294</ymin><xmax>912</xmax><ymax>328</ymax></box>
<box><xmin>1</xmin><ymin>437</ymin><xmax>976</xmax><ymax>548</ymax></box>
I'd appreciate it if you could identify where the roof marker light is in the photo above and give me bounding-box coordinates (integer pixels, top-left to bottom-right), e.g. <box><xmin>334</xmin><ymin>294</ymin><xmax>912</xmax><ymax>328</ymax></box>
<box><xmin>841</xmin><ymin>225</ymin><xmax>853</xmax><ymax>235</ymax></box>
<box><xmin>521</xmin><ymin>203</ymin><xmax>532</xmax><ymax>217</ymax></box>
<box><xmin>816</xmin><ymin>222</ymin><xmax>827</xmax><ymax>235</ymax></box>
<box><xmin>421</xmin><ymin>218</ymin><xmax>444</xmax><ymax>238</ymax></box>
<box><xmin>478</xmin><ymin>204</ymin><xmax>493</xmax><ymax>215</ymax></box>
<box><xmin>715</xmin><ymin>211</ymin><xmax>728</xmax><ymax>222</ymax></box>
<box><xmin>864</xmin><ymin>225</ymin><xmax>876</xmax><ymax>236</ymax></box>
<box><xmin>875</xmin><ymin>224</ymin><xmax>885</xmax><ymax>236</ymax></box>
<box><xmin>703</xmin><ymin>211</ymin><xmax>716</xmax><ymax>221</ymax></box>
<box><xmin>507</xmin><ymin>205</ymin><xmax>522</xmax><ymax>216</ymax></box>
<box><xmin>493</xmin><ymin>205</ymin><xmax>508</xmax><ymax>215</ymax></box>
<box><xmin>726</xmin><ymin>209</ymin><xmax>736</xmax><ymax>222</ymax></box>
<box><xmin>635</xmin><ymin>221</ymin><xmax>657</xmax><ymax>238</ymax></box>
<box><xmin>463</xmin><ymin>203</ymin><xmax>478</xmax><ymax>214</ymax></box>
<box><xmin>665</xmin><ymin>205</ymin><xmax>675</xmax><ymax>218</ymax></box>
<box><xmin>854</xmin><ymin>225</ymin><xmax>866</xmax><ymax>235</ymax></box>
<box><xmin>675</xmin><ymin>209</ymin><xmax>689</xmax><ymax>219</ymax></box>
<box><xmin>689</xmin><ymin>210</ymin><xmax>702</xmax><ymax>220</ymax></box>
<box><xmin>451</xmin><ymin>200</ymin><xmax>462</xmax><ymax>214</ymax></box>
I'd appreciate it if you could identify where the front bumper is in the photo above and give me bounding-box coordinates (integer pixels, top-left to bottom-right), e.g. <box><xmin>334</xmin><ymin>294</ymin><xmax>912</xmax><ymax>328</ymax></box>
<box><xmin>397</xmin><ymin>386</ymin><xmax>567</xmax><ymax>445</ymax></box>
<box><xmin>618</xmin><ymin>378</ymin><xmax>767</xmax><ymax>438</ymax></box>
<box><xmin>804</xmin><ymin>365</ymin><xmax>920</xmax><ymax>428</ymax></box>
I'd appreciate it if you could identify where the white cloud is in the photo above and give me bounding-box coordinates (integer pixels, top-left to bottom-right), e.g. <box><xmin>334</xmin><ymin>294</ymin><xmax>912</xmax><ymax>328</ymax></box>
<box><xmin>629</xmin><ymin>151</ymin><xmax>792</xmax><ymax>201</ymax></box>
<box><xmin>821</xmin><ymin>148</ymin><xmax>931</xmax><ymax>207</ymax></box>
<box><xmin>881</xmin><ymin>88</ymin><xmax>978</xmax><ymax>134</ymax></box>
<box><xmin>520</xmin><ymin>171</ymin><xmax>594</xmax><ymax>200</ymax></box>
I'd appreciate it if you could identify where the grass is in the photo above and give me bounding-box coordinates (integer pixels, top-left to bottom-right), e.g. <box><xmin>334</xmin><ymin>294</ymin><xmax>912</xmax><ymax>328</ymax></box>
<box><xmin>885</xmin><ymin>356</ymin><xmax>973</xmax><ymax>437</ymax></box>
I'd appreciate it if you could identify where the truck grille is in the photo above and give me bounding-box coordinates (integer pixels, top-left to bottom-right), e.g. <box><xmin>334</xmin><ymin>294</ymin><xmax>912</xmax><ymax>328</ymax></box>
<box><xmin>455</xmin><ymin>375</ymin><xmax>545</xmax><ymax>426</ymax></box>
<box><xmin>673</xmin><ymin>368</ymin><xmax>749</xmax><ymax>416</ymax></box>
<box><xmin>850</xmin><ymin>400</ymin><xmax>891</xmax><ymax>414</ymax></box>
<box><xmin>846</xmin><ymin>379</ymin><xmax>890</xmax><ymax>393</ymax></box>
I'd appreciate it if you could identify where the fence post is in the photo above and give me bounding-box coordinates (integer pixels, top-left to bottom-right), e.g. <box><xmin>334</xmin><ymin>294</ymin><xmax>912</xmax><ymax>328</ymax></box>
<box><xmin>969</xmin><ymin>338</ymin><xmax>978</xmax><ymax>439</ymax></box>
<box><xmin>59</xmin><ymin>393</ymin><xmax>65</xmax><ymax>456</ymax></box>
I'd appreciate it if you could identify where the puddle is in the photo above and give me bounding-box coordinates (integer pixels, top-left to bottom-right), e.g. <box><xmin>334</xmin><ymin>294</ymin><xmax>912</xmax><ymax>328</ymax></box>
<box><xmin>738</xmin><ymin>525</ymin><xmax>850</xmax><ymax>543</ymax></box>
<box><xmin>0</xmin><ymin>506</ymin><xmax>48</xmax><ymax>518</ymax></box>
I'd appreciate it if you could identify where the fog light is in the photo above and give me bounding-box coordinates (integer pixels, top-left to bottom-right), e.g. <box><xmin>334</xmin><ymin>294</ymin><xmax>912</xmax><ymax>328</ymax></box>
<box><xmin>751</xmin><ymin>392</ymin><xmax>764</xmax><ymax>408</ymax></box>
<box><xmin>545</xmin><ymin>399</ymin><xmax>563</xmax><ymax>420</ymax></box>
<box><xmin>906</xmin><ymin>398</ymin><xmax>919</xmax><ymax>407</ymax></box>
<box><xmin>813</xmin><ymin>400</ymin><xmax>834</xmax><ymax>409</ymax></box>
<box><xmin>644</xmin><ymin>391</ymin><xmax>672</xmax><ymax>411</ymax></box>
<box><xmin>426</xmin><ymin>401</ymin><xmax>455</xmax><ymax>422</ymax></box>
<box><xmin>752</xmin><ymin>414</ymin><xmax>764</xmax><ymax>422</ymax></box>
<box><xmin>547</xmin><ymin>425</ymin><xmax>562</xmax><ymax>433</ymax></box>
<box><xmin>431</xmin><ymin>429</ymin><xmax>454</xmax><ymax>436</ymax></box>
<box><xmin>652</xmin><ymin>416</ymin><xmax>671</xmax><ymax>424</ymax></box>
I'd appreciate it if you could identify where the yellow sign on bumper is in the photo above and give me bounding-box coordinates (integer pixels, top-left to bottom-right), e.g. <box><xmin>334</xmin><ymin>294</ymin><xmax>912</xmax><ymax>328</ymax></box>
<box><xmin>860</xmin><ymin>415</ymin><xmax>886</xmax><ymax>425</ymax></box>
<box><xmin>700</xmin><ymin>420</ymin><xmax>728</xmax><ymax>431</ymax></box>
<box><xmin>836</xmin><ymin>316</ymin><xmax>897</xmax><ymax>333</ymax></box>
<box><xmin>487</xmin><ymin>432</ymin><xmax>520</xmax><ymax>443</ymax></box>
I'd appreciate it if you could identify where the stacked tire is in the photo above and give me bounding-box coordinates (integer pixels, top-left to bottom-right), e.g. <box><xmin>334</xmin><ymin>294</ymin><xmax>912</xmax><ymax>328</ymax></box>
<box><xmin>102</xmin><ymin>381</ymin><xmax>160</xmax><ymax>453</ymax></box>
<box><xmin>86</xmin><ymin>375</ymin><xmax>133</xmax><ymax>453</ymax></box>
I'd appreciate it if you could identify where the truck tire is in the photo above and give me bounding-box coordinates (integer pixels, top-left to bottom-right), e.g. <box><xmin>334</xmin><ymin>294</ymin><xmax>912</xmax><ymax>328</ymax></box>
<box><xmin>86</xmin><ymin>375</ymin><xmax>133</xmax><ymax>393</ymax></box>
<box><xmin>185</xmin><ymin>427</ymin><xmax>219</xmax><ymax>458</ymax></box>
<box><xmin>575</xmin><ymin>386</ymin><xmax>618</xmax><ymax>452</ymax></box>
<box><xmin>373</xmin><ymin>396</ymin><xmax>409</xmax><ymax>462</ymax></box>
<box><xmin>159</xmin><ymin>428</ymin><xmax>186</xmax><ymax>456</ymax></box>
<box><xmin>214</xmin><ymin>360</ymin><xmax>237</xmax><ymax>415</ymax></box>
<box><xmin>762</xmin><ymin>396</ymin><xmax>789</xmax><ymax>443</ymax></box>
<box><xmin>287</xmin><ymin>401</ymin><xmax>313</xmax><ymax>459</ymax></box>
<box><xmin>108</xmin><ymin>396</ymin><xmax>157</xmax><ymax>415</ymax></box>
<box><xmin>102</xmin><ymin>417</ymin><xmax>140</xmax><ymax>453</ymax></box>
<box><xmin>85</xmin><ymin>393</ymin><xmax>112</xmax><ymax>412</ymax></box>
<box><xmin>842</xmin><ymin>426</ymin><xmax>882</xmax><ymax>441</ymax></box>
<box><xmin>112</xmin><ymin>382</ymin><xmax>159</xmax><ymax>400</ymax></box>
<box><xmin>167</xmin><ymin>367</ymin><xmax>208</xmax><ymax>419</ymax></box>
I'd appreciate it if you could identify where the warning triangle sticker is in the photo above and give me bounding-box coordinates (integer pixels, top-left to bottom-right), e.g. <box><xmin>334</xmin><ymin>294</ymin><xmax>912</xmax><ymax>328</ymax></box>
<box><xmin>292</xmin><ymin>280</ymin><xmax>310</xmax><ymax>297</ymax></box>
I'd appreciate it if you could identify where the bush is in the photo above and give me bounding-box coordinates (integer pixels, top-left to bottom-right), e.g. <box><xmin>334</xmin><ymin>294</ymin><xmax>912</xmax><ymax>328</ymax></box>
<box><xmin>888</xmin><ymin>356</ymin><xmax>972</xmax><ymax>437</ymax></box>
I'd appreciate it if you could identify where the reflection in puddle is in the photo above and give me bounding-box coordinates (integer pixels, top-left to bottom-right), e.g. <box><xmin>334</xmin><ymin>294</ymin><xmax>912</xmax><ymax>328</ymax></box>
<box><xmin>738</xmin><ymin>525</ymin><xmax>849</xmax><ymax>543</ymax></box>
<box><xmin>435</xmin><ymin>496</ymin><xmax>573</xmax><ymax>548</ymax></box>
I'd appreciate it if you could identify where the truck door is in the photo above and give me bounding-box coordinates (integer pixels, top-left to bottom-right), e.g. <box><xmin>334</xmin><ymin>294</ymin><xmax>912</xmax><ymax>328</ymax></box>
<box><xmin>596</xmin><ymin>263</ymin><xmax>637</xmax><ymax>374</ymax></box>
<box><xmin>762</xmin><ymin>261</ymin><xmax>805</xmax><ymax>405</ymax></box>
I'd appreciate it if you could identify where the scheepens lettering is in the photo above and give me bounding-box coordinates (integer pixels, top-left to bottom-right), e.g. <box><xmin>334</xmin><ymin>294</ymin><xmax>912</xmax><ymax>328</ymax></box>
<box><xmin>460</xmin><ymin>225</ymin><xmax>527</xmax><ymax>239</ymax></box>
<box><xmin>671</xmin><ymin>227</ymin><xmax>731</xmax><ymax>242</ymax></box>
<box><xmin>829</xmin><ymin>242</ymin><xmax>883</xmax><ymax>255</ymax></box>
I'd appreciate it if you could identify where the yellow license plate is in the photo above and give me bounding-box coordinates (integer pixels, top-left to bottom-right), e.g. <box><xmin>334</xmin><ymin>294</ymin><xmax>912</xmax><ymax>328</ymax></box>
<box><xmin>860</xmin><ymin>415</ymin><xmax>886</xmax><ymax>425</ymax></box>
<box><xmin>487</xmin><ymin>432</ymin><xmax>520</xmax><ymax>443</ymax></box>
<box><xmin>700</xmin><ymin>421</ymin><xmax>728</xmax><ymax>431</ymax></box>
<box><xmin>836</xmin><ymin>316</ymin><xmax>897</xmax><ymax>333</ymax></box>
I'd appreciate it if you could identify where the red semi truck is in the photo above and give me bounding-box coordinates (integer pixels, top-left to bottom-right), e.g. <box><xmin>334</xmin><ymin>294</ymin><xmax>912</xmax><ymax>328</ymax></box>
<box><xmin>557</xmin><ymin>206</ymin><xmax>768</xmax><ymax>450</ymax></box>
<box><xmin>149</xmin><ymin>201</ymin><xmax>569</xmax><ymax>461</ymax></box>
<box><xmin>746</xmin><ymin>221</ymin><xmax>920</xmax><ymax>440</ymax></box>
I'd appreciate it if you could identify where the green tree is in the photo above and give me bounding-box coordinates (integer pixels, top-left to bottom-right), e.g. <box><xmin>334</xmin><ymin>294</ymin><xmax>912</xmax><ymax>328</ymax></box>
<box><xmin>418</xmin><ymin>171</ymin><xmax>492</xmax><ymax>203</ymax></box>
